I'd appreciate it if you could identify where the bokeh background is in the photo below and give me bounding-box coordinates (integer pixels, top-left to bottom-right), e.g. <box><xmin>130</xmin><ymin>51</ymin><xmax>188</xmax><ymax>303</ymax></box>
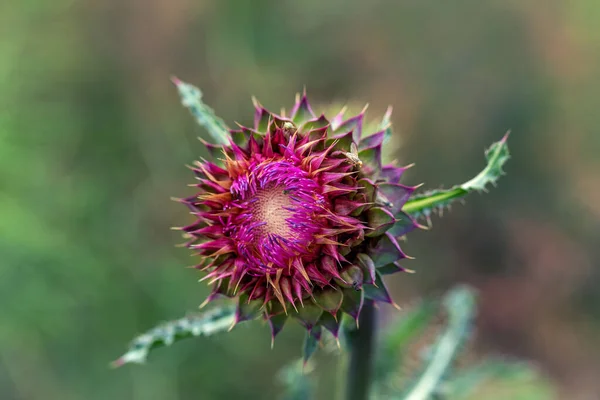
<box><xmin>2</xmin><ymin>0</ymin><xmax>599</xmax><ymax>399</ymax></box>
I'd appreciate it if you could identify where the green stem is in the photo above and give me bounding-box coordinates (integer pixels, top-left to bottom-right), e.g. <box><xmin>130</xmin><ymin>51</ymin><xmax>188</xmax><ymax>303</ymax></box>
<box><xmin>336</xmin><ymin>351</ymin><xmax>349</xmax><ymax>400</ymax></box>
<box><xmin>345</xmin><ymin>299</ymin><xmax>376</xmax><ymax>400</ymax></box>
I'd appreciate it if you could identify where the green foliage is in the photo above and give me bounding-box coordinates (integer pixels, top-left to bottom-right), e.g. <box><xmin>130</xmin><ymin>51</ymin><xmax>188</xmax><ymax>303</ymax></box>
<box><xmin>111</xmin><ymin>284</ymin><xmax>554</xmax><ymax>399</ymax></box>
<box><xmin>114</xmin><ymin>77</ymin><xmax>532</xmax><ymax>399</ymax></box>
<box><xmin>275</xmin><ymin>285</ymin><xmax>554</xmax><ymax>400</ymax></box>
<box><xmin>402</xmin><ymin>133</ymin><xmax>510</xmax><ymax>219</ymax></box>
<box><xmin>443</xmin><ymin>359</ymin><xmax>555</xmax><ymax>400</ymax></box>
<box><xmin>172</xmin><ymin>77</ymin><xmax>231</xmax><ymax>145</ymax></box>
<box><xmin>115</xmin><ymin>82</ymin><xmax>525</xmax><ymax>398</ymax></box>
<box><xmin>112</xmin><ymin>306</ymin><xmax>235</xmax><ymax>367</ymax></box>
<box><xmin>394</xmin><ymin>286</ymin><xmax>476</xmax><ymax>400</ymax></box>
<box><xmin>373</xmin><ymin>299</ymin><xmax>438</xmax><ymax>388</ymax></box>
<box><xmin>371</xmin><ymin>285</ymin><xmax>553</xmax><ymax>400</ymax></box>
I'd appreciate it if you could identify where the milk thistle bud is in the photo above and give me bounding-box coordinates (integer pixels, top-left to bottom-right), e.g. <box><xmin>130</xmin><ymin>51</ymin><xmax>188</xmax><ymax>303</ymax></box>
<box><xmin>176</xmin><ymin>90</ymin><xmax>420</xmax><ymax>343</ymax></box>
<box><xmin>115</xmin><ymin>80</ymin><xmax>512</xmax><ymax>390</ymax></box>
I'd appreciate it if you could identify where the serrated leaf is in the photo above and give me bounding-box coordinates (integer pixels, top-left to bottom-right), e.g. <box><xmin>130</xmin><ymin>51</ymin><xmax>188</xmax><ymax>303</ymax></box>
<box><xmin>396</xmin><ymin>286</ymin><xmax>476</xmax><ymax>400</ymax></box>
<box><xmin>373</xmin><ymin>298</ymin><xmax>438</xmax><ymax>387</ymax></box>
<box><xmin>445</xmin><ymin>359</ymin><xmax>556</xmax><ymax>400</ymax></box>
<box><xmin>402</xmin><ymin>133</ymin><xmax>510</xmax><ymax>219</ymax></box>
<box><xmin>172</xmin><ymin>77</ymin><xmax>230</xmax><ymax>145</ymax></box>
<box><xmin>111</xmin><ymin>306</ymin><xmax>235</xmax><ymax>367</ymax></box>
<box><xmin>462</xmin><ymin>133</ymin><xmax>511</xmax><ymax>191</ymax></box>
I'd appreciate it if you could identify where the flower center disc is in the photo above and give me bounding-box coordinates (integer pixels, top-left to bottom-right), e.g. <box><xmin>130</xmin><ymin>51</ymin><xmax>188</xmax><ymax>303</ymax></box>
<box><xmin>251</xmin><ymin>186</ymin><xmax>293</xmax><ymax>239</ymax></box>
<box><xmin>227</xmin><ymin>160</ymin><xmax>326</xmax><ymax>270</ymax></box>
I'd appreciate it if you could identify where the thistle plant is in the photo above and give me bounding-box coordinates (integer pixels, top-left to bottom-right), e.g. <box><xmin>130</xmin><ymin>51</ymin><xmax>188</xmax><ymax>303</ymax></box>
<box><xmin>112</xmin><ymin>79</ymin><xmax>552</xmax><ymax>399</ymax></box>
<box><xmin>175</xmin><ymin>80</ymin><xmax>420</xmax><ymax>342</ymax></box>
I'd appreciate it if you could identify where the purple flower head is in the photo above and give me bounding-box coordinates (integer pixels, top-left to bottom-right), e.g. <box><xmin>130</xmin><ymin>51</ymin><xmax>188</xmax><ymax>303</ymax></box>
<box><xmin>177</xmin><ymin>93</ymin><xmax>420</xmax><ymax>341</ymax></box>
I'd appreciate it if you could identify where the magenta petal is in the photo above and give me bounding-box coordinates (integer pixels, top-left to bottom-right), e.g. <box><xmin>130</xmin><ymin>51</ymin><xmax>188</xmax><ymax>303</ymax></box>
<box><xmin>191</xmin><ymin>225</ymin><xmax>223</xmax><ymax>238</ymax></box>
<box><xmin>194</xmin><ymin>237</ymin><xmax>232</xmax><ymax>251</ymax></box>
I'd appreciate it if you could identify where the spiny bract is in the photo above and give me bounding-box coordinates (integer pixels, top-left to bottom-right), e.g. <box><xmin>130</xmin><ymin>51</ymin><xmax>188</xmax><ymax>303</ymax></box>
<box><xmin>176</xmin><ymin>92</ymin><xmax>421</xmax><ymax>343</ymax></box>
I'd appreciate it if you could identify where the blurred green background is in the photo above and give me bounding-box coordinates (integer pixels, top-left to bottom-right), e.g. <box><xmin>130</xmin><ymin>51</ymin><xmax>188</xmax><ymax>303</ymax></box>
<box><xmin>2</xmin><ymin>0</ymin><xmax>599</xmax><ymax>399</ymax></box>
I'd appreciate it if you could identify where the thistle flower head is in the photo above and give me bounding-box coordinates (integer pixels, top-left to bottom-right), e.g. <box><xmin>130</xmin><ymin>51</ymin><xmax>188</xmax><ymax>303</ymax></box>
<box><xmin>177</xmin><ymin>92</ymin><xmax>420</xmax><ymax>341</ymax></box>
